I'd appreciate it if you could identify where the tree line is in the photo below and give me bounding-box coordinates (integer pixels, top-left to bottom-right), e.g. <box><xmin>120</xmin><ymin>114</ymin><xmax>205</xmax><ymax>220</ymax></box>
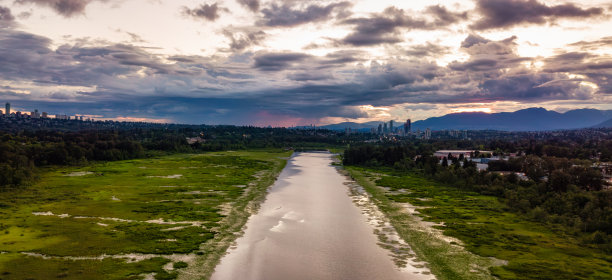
<box><xmin>0</xmin><ymin>126</ymin><xmax>347</xmax><ymax>191</ymax></box>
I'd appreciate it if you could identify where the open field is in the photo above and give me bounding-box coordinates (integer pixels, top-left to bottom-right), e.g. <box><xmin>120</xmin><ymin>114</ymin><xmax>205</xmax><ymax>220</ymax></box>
<box><xmin>0</xmin><ymin>150</ymin><xmax>290</xmax><ymax>280</ymax></box>
<box><xmin>345</xmin><ymin>167</ymin><xmax>612</xmax><ymax>280</ymax></box>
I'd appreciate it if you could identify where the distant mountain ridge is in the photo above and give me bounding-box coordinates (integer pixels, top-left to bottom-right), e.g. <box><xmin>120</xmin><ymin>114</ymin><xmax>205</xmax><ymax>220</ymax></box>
<box><xmin>594</xmin><ymin>118</ymin><xmax>612</xmax><ymax>128</ymax></box>
<box><xmin>319</xmin><ymin>108</ymin><xmax>612</xmax><ymax>132</ymax></box>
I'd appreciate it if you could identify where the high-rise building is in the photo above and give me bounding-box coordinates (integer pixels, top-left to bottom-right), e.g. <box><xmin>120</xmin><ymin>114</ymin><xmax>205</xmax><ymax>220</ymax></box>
<box><xmin>389</xmin><ymin>120</ymin><xmax>394</xmax><ymax>133</ymax></box>
<box><xmin>5</xmin><ymin>102</ymin><xmax>10</xmax><ymax>116</ymax></box>
<box><xmin>404</xmin><ymin>119</ymin><xmax>411</xmax><ymax>135</ymax></box>
<box><xmin>425</xmin><ymin>128</ymin><xmax>431</xmax><ymax>139</ymax></box>
<box><xmin>383</xmin><ymin>123</ymin><xmax>388</xmax><ymax>134</ymax></box>
<box><xmin>377</xmin><ymin>124</ymin><xmax>382</xmax><ymax>135</ymax></box>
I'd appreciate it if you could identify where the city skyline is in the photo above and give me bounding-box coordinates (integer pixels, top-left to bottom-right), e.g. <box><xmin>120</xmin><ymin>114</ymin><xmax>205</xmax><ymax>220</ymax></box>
<box><xmin>1</xmin><ymin>0</ymin><xmax>612</xmax><ymax>125</ymax></box>
<box><xmin>2</xmin><ymin>101</ymin><xmax>90</xmax><ymax>120</ymax></box>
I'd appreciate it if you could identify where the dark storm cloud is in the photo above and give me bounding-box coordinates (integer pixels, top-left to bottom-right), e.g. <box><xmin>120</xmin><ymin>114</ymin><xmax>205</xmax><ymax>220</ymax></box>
<box><xmin>432</xmin><ymin>34</ymin><xmax>602</xmax><ymax>103</ymax></box>
<box><xmin>183</xmin><ymin>2</ymin><xmax>227</xmax><ymax>21</ymax></box>
<box><xmin>0</xmin><ymin>29</ymin><xmax>203</xmax><ymax>87</ymax></box>
<box><xmin>249</xmin><ymin>61</ymin><xmax>445</xmax><ymax>109</ymax></box>
<box><xmin>340</xmin><ymin>7</ymin><xmax>427</xmax><ymax>46</ymax></box>
<box><xmin>237</xmin><ymin>0</ymin><xmax>259</xmax><ymax>12</ymax></box>
<box><xmin>471</xmin><ymin>0</ymin><xmax>606</xmax><ymax>30</ymax></box>
<box><xmin>461</xmin><ymin>34</ymin><xmax>491</xmax><ymax>48</ymax></box>
<box><xmin>223</xmin><ymin>30</ymin><xmax>266</xmax><ymax>51</ymax></box>
<box><xmin>340</xmin><ymin>6</ymin><xmax>465</xmax><ymax>46</ymax></box>
<box><xmin>0</xmin><ymin>6</ymin><xmax>15</xmax><ymax>28</ymax></box>
<box><xmin>14</xmin><ymin>0</ymin><xmax>105</xmax><ymax>17</ymax></box>
<box><xmin>260</xmin><ymin>1</ymin><xmax>352</xmax><ymax>27</ymax></box>
<box><xmin>478</xmin><ymin>74</ymin><xmax>594</xmax><ymax>101</ymax></box>
<box><xmin>0</xmin><ymin>85</ymin><xmax>28</xmax><ymax>97</ymax></box>
<box><xmin>2</xmin><ymin>23</ymin><xmax>611</xmax><ymax>124</ymax></box>
<box><xmin>0</xmin><ymin>29</ymin><xmax>54</xmax><ymax>81</ymax></box>
<box><xmin>234</xmin><ymin>38</ymin><xmax>593</xmax><ymax>116</ymax></box>
<box><xmin>461</xmin><ymin>34</ymin><xmax>518</xmax><ymax>55</ymax></box>
<box><xmin>425</xmin><ymin>5</ymin><xmax>468</xmax><ymax>25</ymax></box>
<box><xmin>320</xmin><ymin>50</ymin><xmax>362</xmax><ymax>65</ymax></box>
<box><xmin>449</xmin><ymin>34</ymin><xmax>528</xmax><ymax>72</ymax></box>
<box><xmin>569</xmin><ymin>36</ymin><xmax>612</xmax><ymax>51</ymax></box>
<box><xmin>405</xmin><ymin>43</ymin><xmax>450</xmax><ymax>57</ymax></box>
<box><xmin>543</xmin><ymin>52</ymin><xmax>612</xmax><ymax>73</ymax></box>
<box><xmin>449</xmin><ymin>59</ymin><xmax>498</xmax><ymax>71</ymax></box>
<box><xmin>541</xmin><ymin>50</ymin><xmax>612</xmax><ymax>94</ymax></box>
<box><xmin>287</xmin><ymin>72</ymin><xmax>330</xmax><ymax>81</ymax></box>
<box><xmin>253</xmin><ymin>52</ymin><xmax>311</xmax><ymax>71</ymax></box>
<box><xmin>252</xmin><ymin>50</ymin><xmax>363</xmax><ymax>73</ymax></box>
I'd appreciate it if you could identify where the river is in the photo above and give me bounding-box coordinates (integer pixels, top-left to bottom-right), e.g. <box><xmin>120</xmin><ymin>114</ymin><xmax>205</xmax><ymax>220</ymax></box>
<box><xmin>210</xmin><ymin>152</ymin><xmax>433</xmax><ymax>280</ymax></box>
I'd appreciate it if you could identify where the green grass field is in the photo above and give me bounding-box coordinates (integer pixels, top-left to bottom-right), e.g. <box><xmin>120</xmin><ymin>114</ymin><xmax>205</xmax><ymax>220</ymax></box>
<box><xmin>0</xmin><ymin>150</ymin><xmax>290</xmax><ymax>280</ymax></box>
<box><xmin>346</xmin><ymin>167</ymin><xmax>612</xmax><ymax>280</ymax></box>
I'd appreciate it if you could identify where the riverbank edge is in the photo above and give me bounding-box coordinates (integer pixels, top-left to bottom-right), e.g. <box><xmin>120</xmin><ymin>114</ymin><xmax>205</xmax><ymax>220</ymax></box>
<box><xmin>343</xmin><ymin>166</ymin><xmax>499</xmax><ymax>280</ymax></box>
<box><xmin>177</xmin><ymin>152</ymin><xmax>291</xmax><ymax>280</ymax></box>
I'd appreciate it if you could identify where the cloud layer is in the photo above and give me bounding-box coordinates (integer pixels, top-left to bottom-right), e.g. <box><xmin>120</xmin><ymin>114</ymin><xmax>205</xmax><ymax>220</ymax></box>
<box><xmin>1</xmin><ymin>0</ymin><xmax>611</xmax><ymax>125</ymax></box>
<box><xmin>472</xmin><ymin>0</ymin><xmax>605</xmax><ymax>30</ymax></box>
<box><xmin>14</xmin><ymin>0</ymin><xmax>106</xmax><ymax>17</ymax></box>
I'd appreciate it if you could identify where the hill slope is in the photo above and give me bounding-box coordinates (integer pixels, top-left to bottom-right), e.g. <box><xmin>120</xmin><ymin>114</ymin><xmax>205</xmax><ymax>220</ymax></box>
<box><xmin>320</xmin><ymin>108</ymin><xmax>612</xmax><ymax>131</ymax></box>
<box><xmin>593</xmin><ymin>118</ymin><xmax>612</xmax><ymax>128</ymax></box>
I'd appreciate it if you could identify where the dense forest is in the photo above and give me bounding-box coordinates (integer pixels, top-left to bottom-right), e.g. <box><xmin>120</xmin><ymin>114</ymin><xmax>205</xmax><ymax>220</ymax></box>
<box><xmin>343</xmin><ymin>139</ymin><xmax>612</xmax><ymax>251</ymax></box>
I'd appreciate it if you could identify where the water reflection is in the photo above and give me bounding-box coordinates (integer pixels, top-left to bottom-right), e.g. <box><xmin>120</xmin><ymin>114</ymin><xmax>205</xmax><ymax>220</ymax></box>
<box><xmin>211</xmin><ymin>152</ymin><xmax>432</xmax><ymax>280</ymax></box>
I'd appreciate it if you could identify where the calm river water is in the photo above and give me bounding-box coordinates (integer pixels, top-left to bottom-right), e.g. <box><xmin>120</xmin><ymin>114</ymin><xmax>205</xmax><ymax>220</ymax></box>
<box><xmin>211</xmin><ymin>152</ymin><xmax>431</xmax><ymax>280</ymax></box>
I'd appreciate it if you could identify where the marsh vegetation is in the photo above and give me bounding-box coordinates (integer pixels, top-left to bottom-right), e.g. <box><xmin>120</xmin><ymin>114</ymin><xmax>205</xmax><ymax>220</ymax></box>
<box><xmin>0</xmin><ymin>150</ymin><xmax>289</xmax><ymax>280</ymax></box>
<box><xmin>346</xmin><ymin>167</ymin><xmax>612</xmax><ymax>280</ymax></box>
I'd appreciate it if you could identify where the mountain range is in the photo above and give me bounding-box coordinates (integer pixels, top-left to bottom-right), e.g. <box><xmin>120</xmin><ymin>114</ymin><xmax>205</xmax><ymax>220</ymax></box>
<box><xmin>319</xmin><ymin>108</ymin><xmax>612</xmax><ymax>132</ymax></box>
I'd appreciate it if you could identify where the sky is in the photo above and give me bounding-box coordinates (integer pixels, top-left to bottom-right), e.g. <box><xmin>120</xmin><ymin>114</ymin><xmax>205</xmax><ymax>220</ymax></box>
<box><xmin>1</xmin><ymin>0</ymin><xmax>612</xmax><ymax>126</ymax></box>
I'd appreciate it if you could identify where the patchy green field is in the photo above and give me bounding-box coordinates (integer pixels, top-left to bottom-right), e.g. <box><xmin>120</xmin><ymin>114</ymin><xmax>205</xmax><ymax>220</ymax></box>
<box><xmin>346</xmin><ymin>167</ymin><xmax>612</xmax><ymax>280</ymax></box>
<box><xmin>0</xmin><ymin>150</ymin><xmax>290</xmax><ymax>280</ymax></box>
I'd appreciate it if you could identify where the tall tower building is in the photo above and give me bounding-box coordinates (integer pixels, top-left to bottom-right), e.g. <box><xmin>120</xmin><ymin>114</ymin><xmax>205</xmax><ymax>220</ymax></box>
<box><xmin>377</xmin><ymin>123</ymin><xmax>382</xmax><ymax>135</ymax></box>
<box><xmin>5</xmin><ymin>102</ymin><xmax>10</xmax><ymax>115</ymax></box>
<box><xmin>404</xmin><ymin>119</ymin><xmax>411</xmax><ymax>135</ymax></box>
<box><xmin>389</xmin><ymin>120</ymin><xmax>394</xmax><ymax>133</ymax></box>
<box><xmin>383</xmin><ymin>122</ymin><xmax>388</xmax><ymax>134</ymax></box>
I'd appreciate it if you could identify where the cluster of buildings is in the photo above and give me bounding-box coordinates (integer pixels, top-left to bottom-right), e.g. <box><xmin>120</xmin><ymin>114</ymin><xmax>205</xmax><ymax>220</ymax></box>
<box><xmin>340</xmin><ymin>119</ymin><xmax>469</xmax><ymax>140</ymax></box>
<box><xmin>373</xmin><ymin>119</ymin><xmax>413</xmax><ymax>136</ymax></box>
<box><xmin>1</xmin><ymin>102</ymin><xmax>93</xmax><ymax>121</ymax></box>
<box><xmin>367</xmin><ymin>119</ymin><xmax>421</xmax><ymax>137</ymax></box>
<box><xmin>433</xmin><ymin>149</ymin><xmax>531</xmax><ymax>180</ymax></box>
<box><xmin>595</xmin><ymin>162</ymin><xmax>612</xmax><ymax>184</ymax></box>
<box><xmin>369</xmin><ymin>120</ymin><xmax>467</xmax><ymax>140</ymax></box>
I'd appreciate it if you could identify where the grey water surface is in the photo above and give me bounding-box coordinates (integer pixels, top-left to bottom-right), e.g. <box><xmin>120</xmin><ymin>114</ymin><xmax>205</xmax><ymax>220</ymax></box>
<box><xmin>211</xmin><ymin>152</ymin><xmax>428</xmax><ymax>280</ymax></box>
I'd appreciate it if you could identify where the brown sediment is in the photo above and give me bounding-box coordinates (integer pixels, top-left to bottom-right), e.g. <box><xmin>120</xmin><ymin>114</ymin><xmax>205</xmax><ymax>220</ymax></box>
<box><xmin>340</xmin><ymin>173</ymin><xmax>434</xmax><ymax>276</ymax></box>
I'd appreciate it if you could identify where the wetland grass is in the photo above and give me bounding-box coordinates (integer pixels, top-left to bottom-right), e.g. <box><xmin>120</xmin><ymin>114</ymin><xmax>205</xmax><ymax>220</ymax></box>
<box><xmin>345</xmin><ymin>167</ymin><xmax>612</xmax><ymax>280</ymax></box>
<box><xmin>0</xmin><ymin>150</ymin><xmax>290</xmax><ymax>280</ymax></box>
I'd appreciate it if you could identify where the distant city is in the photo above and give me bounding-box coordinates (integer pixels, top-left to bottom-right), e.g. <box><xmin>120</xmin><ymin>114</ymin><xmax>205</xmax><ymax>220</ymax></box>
<box><xmin>340</xmin><ymin>119</ymin><xmax>467</xmax><ymax>140</ymax></box>
<box><xmin>2</xmin><ymin>102</ymin><xmax>92</xmax><ymax>121</ymax></box>
<box><xmin>0</xmin><ymin>102</ymin><xmax>184</xmax><ymax>132</ymax></box>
